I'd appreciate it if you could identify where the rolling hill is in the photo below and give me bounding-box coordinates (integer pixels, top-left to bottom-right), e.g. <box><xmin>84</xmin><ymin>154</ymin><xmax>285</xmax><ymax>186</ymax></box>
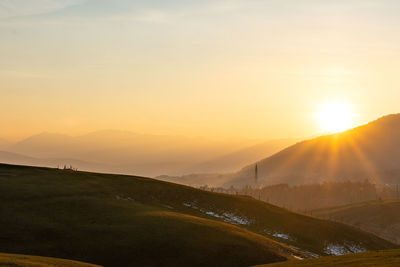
<box><xmin>0</xmin><ymin>252</ymin><xmax>101</xmax><ymax>267</ymax></box>
<box><xmin>311</xmin><ymin>200</ymin><xmax>400</xmax><ymax>244</ymax></box>
<box><xmin>0</xmin><ymin>164</ymin><xmax>396</xmax><ymax>266</ymax></box>
<box><xmin>228</xmin><ymin>114</ymin><xmax>400</xmax><ymax>187</ymax></box>
<box><xmin>0</xmin><ymin>150</ymin><xmax>109</xmax><ymax>172</ymax></box>
<box><xmin>260</xmin><ymin>249</ymin><xmax>400</xmax><ymax>267</ymax></box>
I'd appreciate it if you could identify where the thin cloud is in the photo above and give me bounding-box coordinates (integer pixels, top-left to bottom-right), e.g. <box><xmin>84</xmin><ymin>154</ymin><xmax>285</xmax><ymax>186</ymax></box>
<box><xmin>0</xmin><ymin>0</ymin><xmax>249</xmax><ymax>23</ymax></box>
<box><xmin>0</xmin><ymin>0</ymin><xmax>86</xmax><ymax>19</ymax></box>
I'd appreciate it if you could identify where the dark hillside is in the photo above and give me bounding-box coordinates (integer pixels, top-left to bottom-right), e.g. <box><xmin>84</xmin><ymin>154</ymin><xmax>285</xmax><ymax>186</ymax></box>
<box><xmin>0</xmin><ymin>164</ymin><xmax>395</xmax><ymax>266</ymax></box>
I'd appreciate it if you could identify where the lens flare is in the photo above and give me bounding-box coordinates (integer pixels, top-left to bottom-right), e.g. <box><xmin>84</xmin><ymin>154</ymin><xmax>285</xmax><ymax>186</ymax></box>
<box><xmin>317</xmin><ymin>102</ymin><xmax>355</xmax><ymax>133</ymax></box>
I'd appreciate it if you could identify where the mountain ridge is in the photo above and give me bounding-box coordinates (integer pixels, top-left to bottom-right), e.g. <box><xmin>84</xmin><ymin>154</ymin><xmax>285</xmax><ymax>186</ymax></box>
<box><xmin>226</xmin><ymin>114</ymin><xmax>400</xmax><ymax>187</ymax></box>
<box><xmin>2</xmin><ymin>131</ymin><xmax>293</xmax><ymax>177</ymax></box>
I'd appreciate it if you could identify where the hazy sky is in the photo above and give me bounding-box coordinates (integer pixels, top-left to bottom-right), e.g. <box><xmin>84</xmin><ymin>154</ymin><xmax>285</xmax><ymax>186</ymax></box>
<box><xmin>1</xmin><ymin>0</ymin><xmax>400</xmax><ymax>141</ymax></box>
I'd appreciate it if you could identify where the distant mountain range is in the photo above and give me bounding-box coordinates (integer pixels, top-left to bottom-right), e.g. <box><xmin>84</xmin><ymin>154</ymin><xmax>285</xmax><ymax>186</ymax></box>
<box><xmin>7</xmin><ymin>113</ymin><xmax>400</xmax><ymax>188</ymax></box>
<box><xmin>0</xmin><ymin>138</ymin><xmax>11</xmax><ymax>150</ymax></box>
<box><xmin>228</xmin><ymin>114</ymin><xmax>400</xmax><ymax>187</ymax></box>
<box><xmin>0</xmin><ymin>130</ymin><xmax>296</xmax><ymax>177</ymax></box>
<box><xmin>184</xmin><ymin>139</ymin><xmax>297</xmax><ymax>174</ymax></box>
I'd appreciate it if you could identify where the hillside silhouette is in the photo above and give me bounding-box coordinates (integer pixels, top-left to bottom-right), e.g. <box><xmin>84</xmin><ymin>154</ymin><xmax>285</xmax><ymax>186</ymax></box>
<box><xmin>0</xmin><ymin>164</ymin><xmax>395</xmax><ymax>266</ymax></box>
<box><xmin>228</xmin><ymin>114</ymin><xmax>400</xmax><ymax>187</ymax></box>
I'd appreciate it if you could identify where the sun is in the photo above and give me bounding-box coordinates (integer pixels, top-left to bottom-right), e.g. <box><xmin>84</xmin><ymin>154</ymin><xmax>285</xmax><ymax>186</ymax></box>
<box><xmin>317</xmin><ymin>102</ymin><xmax>355</xmax><ymax>133</ymax></box>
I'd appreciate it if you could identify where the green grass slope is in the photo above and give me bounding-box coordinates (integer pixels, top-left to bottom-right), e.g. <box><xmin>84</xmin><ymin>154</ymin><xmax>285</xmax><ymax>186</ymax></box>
<box><xmin>259</xmin><ymin>249</ymin><xmax>400</xmax><ymax>266</ymax></box>
<box><xmin>0</xmin><ymin>164</ymin><xmax>396</xmax><ymax>266</ymax></box>
<box><xmin>0</xmin><ymin>252</ymin><xmax>101</xmax><ymax>267</ymax></box>
<box><xmin>312</xmin><ymin>200</ymin><xmax>400</xmax><ymax>244</ymax></box>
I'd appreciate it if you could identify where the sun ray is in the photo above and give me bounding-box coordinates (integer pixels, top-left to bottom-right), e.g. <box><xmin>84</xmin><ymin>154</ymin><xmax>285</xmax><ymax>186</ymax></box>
<box><xmin>345</xmin><ymin>133</ymin><xmax>383</xmax><ymax>185</ymax></box>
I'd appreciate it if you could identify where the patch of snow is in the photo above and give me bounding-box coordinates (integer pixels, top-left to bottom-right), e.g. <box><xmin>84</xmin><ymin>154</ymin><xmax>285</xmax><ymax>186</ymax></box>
<box><xmin>162</xmin><ymin>204</ymin><xmax>174</xmax><ymax>210</ymax></box>
<box><xmin>324</xmin><ymin>244</ymin><xmax>349</xmax><ymax>255</ymax></box>
<box><xmin>222</xmin><ymin>212</ymin><xmax>251</xmax><ymax>225</ymax></box>
<box><xmin>264</xmin><ymin>230</ymin><xmax>295</xmax><ymax>241</ymax></box>
<box><xmin>288</xmin><ymin>245</ymin><xmax>320</xmax><ymax>258</ymax></box>
<box><xmin>292</xmin><ymin>255</ymin><xmax>304</xmax><ymax>260</ymax></box>
<box><xmin>181</xmin><ymin>202</ymin><xmax>252</xmax><ymax>225</ymax></box>
<box><xmin>304</xmin><ymin>250</ymin><xmax>320</xmax><ymax>258</ymax></box>
<box><xmin>324</xmin><ymin>242</ymin><xmax>367</xmax><ymax>256</ymax></box>
<box><xmin>183</xmin><ymin>202</ymin><xmax>199</xmax><ymax>209</ymax></box>
<box><xmin>346</xmin><ymin>242</ymin><xmax>367</xmax><ymax>253</ymax></box>
<box><xmin>273</xmin><ymin>232</ymin><xmax>291</xmax><ymax>240</ymax></box>
<box><xmin>202</xmin><ymin>210</ymin><xmax>251</xmax><ymax>225</ymax></box>
<box><xmin>205</xmin><ymin>211</ymin><xmax>224</xmax><ymax>219</ymax></box>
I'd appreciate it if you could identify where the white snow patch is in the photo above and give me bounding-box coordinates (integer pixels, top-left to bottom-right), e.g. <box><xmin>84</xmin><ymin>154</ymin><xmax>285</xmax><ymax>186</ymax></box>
<box><xmin>222</xmin><ymin>212</ymin><xmax>251</xmax><ymax>225</ymax></box>
<box><xmin>324</xmin><ymin>242</ymin><xmax>367</xmax><ymax>256</ymax></box>
<box><xmin>324</xmin><ymin>244</ymin><xmax>349</xmax><ymax>255</ymax></box>
<box><xmin>304</xmin><ymin>251</ymin><xmax>320</xmax><ymax>258</ymax></box>
<box><xmin>202</xmin><ymin>210</ymin><xmax>251</xmax><ymax>225</ymax></box>
<box><xmin>288</xmin><ymin>245</ymin><xmax>320</xmax><ymax>258</ymax></box>
<box><xmin>264</xmin><ymin>230</ymin><xmax>294</xmax><ymax>241</ymax></box>
<box><xmin>272</xmin><ymin>232</ymin><xmax>291</xmax><ymax>240</ymax></box>
<box><xmin>293</xmin><ymin>255</ymin><xmax>304</xmax><ymax>260</ymax></box>
<box><xmin>182</xmin><ymin>202</ymin><xmax>252</xmax><ymax>225</ymax></box>
<box><xmin>205</xmin><ymin>211</ymin><xmax>224</xmax><ymax>219</ymax></box>
<box><xmin>183</xmin><ymin>202</ymin><xmax>199</xmax><ymax>209</ymax></box>
<box><xmin>346</xmin><ymin>243</ymin><xmax>367</xmax><ymax>253</ymax></box>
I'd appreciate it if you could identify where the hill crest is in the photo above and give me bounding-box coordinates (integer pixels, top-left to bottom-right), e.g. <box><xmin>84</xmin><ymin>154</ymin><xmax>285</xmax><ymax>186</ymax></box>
<box><xmin>228</xmin><ymin>113</ymin><xmax>400</xmax><ymax>187</ymax></box>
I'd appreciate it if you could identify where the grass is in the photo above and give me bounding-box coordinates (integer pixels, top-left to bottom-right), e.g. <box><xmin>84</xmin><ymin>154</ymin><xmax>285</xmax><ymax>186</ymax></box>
<box><xmin>258</xmin><ymin>249</ymin><xmax>400</xmax><ymax>266</ymax></box>
<box><xmin>0</xmin><ymin>163</ymin><xmax>396</xmax><ymax>266</ymax></box>
<box><xmin>0</xmin><ymin>252</ymin><xmax>101</xmax><ymax>267</ymax></box>
<box><xmin>312</xmin><ymin>200</ymin><xmax>400</xmax><ymax>244</ymax></box>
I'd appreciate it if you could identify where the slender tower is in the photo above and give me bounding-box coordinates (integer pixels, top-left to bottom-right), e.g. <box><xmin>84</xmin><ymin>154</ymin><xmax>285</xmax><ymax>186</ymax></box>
<box><xmin>255</xmin><ymin>164</ymin><xmax>258</xmax><ymax>185</ymax></box>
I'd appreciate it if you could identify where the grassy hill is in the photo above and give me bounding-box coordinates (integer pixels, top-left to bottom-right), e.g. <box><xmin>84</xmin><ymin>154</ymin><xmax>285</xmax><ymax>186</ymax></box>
<box><xmin>0</xmin><ymin>252</ymin><xmax>100</xmax><ymax>267</ymax></box>
<box><xmin>229</xmin><ymin>114</ymin><xmax>400</xmax><ymax>187</ymax></box>
<box><xmin>0</xmin><ymin>164</ymin><xmax>396</xmax><ymax>266</ymax></box>
<box><xmin>312</xmin><ymin>200</ymin><xmax>400</xmax><ymax>244</ymax></box>
<box><xmin>258</xmin><ymin>249</ymin><xmax>400</xmax><ymax>266</ymax></box>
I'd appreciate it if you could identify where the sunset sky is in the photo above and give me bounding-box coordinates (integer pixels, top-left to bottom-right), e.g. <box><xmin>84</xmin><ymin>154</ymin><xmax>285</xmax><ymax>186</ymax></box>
<box><xmin>1</xmin><ymin>0</ymin><xmax>400</xmax><ymax>141</ymax></box>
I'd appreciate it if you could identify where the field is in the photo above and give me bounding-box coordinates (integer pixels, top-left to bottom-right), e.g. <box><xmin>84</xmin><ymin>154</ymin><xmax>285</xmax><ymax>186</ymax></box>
<box><xmin>260</xmin><ymin>249</ymin><xmax>400</xmax><ymax>266</ymax></box>
<box><xmin>0</xmin><ymin>252</ymin><xmax>101</xmax><ymax>267</ymax></box>
<box><xmin>0</xmin><ymin>163</ymin><xmax>396</xmax><ymax>266</ymax></box>
<box><xmin>312</xmin><ymin>200</ymin><xmax>400</xmax><ymax>244</ymax></box>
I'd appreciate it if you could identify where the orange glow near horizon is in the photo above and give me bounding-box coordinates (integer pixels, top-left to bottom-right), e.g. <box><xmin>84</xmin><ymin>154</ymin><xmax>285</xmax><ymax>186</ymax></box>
<box><xmin>1</xmin><ymin>1</ymin><xmax>400</xmax><ymax>142</ymax></box>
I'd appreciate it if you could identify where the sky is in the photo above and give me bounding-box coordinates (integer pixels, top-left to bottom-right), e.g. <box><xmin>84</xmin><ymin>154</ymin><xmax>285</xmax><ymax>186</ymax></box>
<box><xmin>1</xmin><ymin>0</ymin><xmax>400</xmax><ymax>141</ymax></box>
